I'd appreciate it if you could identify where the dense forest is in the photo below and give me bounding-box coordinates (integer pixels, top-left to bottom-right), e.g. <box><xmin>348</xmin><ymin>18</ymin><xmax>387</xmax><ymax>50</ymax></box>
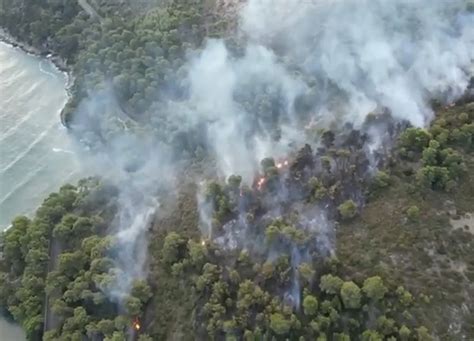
<box><xmin>0</xmin><ymin>0</ymin><xmax>232</xmax><ymax>149</ymax></box>
<box><xmin>1</xmin><ymin>0</ymin><xmax>474</xmax><ymax>340</ymax></box>
<box><xmin>1</xmin><ymin>99</ymin><xmax>473</xmax><ymax>340</ymax></box>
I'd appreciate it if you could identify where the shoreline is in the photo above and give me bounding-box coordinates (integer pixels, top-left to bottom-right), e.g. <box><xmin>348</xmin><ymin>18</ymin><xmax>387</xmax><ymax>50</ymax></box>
<box><xmin>0</xmin><ymin>36</ymin><xmax>77</xmax><ymax>232</ymax></box>
<box><xmin>0</xmin><ymin>28</ymin><xmax>74</xmax><ymax>128</ymax></box>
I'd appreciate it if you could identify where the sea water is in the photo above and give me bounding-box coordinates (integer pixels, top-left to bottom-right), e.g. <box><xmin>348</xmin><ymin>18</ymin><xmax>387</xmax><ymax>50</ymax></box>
<box><xmin>0</xmin><ymin>42</ymin><xmax>82</xmax><ymax>229</ymax></box>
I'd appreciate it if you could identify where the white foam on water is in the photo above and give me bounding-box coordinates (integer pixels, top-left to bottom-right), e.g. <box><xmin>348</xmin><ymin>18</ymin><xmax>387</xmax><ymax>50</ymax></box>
<box><xmin>0</xmin><ymin>43</ymin><xmax>82</xmax><ymax>229</ymax></box>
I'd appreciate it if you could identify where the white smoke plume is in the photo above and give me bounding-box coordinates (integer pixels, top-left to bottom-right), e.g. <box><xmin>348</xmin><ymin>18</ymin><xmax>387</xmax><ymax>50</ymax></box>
<box><xmin>70</xmin><ymin>90</ymin><xmax>179</xmax><ymax>300</ymax></box>
<box><xmin>185</xmin><ymin>40</ymin><xmax>307</xmax><ymax>180</ymax></box>
<box><xmin>71</xmin><ymin>0</ymin><xmax>474</xmax><ymax>300</ymax></box>
<box><xmin>189</xmin><ymin>0</ymin><xmax>473</xmax><ymax>304</ymax></box>
<box><xmin>184</xmin><ymin>0</ymin><xmax>474</xmax><ymax>179</ymax></box>
<box><xmin>241</xmin><ymin>0</ymin><xmax>474</xmax><ymax>125</ymax></box>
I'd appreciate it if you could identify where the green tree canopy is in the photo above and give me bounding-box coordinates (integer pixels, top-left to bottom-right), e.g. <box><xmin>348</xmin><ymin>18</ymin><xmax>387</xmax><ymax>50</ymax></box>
<box><xmin>320</xmin><ymin>274</ymin><xmax>344</xmax><ymax>295</ymax></box>
<box><xmin>270</xmin><ymin>313</ymin><xmax>291</xmax><ymax>335</ymax></box>
<box><xmin>340</xmin><ymin>281</ymin><xmax>361</xmax><ymax>309</ymax></box>
<box><xmin>362</xmin><ymin>276</ymin><xmax>388</xmax><ymax>301</ymax></box>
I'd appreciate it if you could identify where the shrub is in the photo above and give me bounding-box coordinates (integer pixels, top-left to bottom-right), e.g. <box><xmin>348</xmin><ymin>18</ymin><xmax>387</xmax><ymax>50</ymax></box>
<box><xmin>376</xmin><ymin>316</ymin><xmax>396</xmax><ymax>335</ymax></box>
<box><xmin>260</xmin><ymin>158</ymin><xmax>276</xmax><ymax>172</ymax></box>
<box><xmin>440</xmin><ymin>148</ymin><xmax>465</xmax><ymax>178</ymax></box>
<box><xmin>416</xmin><ymin>326</ymin><xmax>433</xmax><ymax>341</ymax></box>
<box><xmin>421</xmin><ymin>141</ymin><xmax>439</xmax><ymax>166</ymax></box>
<box><xmin>396</xmin><ymin>286</ymin><xmax>413</xmax><ymax>307</ymax></box>
<box><xmin>361</xmin><ymin>329</ymin><xmax>383</xmax><ymax>341</ymax></box>
<box><xmin>372</xmin><ymin>171</ymin><xmax>391</xmax><ymax>190</ymax></box>
<box><xmin>458</xmin><ymin>112</ymin><xmax>469</xmax><ymax>123</ymax></box>
<box><xmin>298</xmin><ymin>263</ymin><xmax>315</xmax><ymax>283</ymax></box>
<box><xmin>399</xmin><ymin>325</ymin><xmax>411</xmax><ymax>340</ymax></box>
<box><xmin>320</xmin><ymin>274</ymin><xmax>344</xmax><ymax>295</ymax></box>
<box><xmin>227</xmin><ymin>175</ymin><xmax>242</xmax><ymax>189</ymax></box>
<box><xmin>334</xmin><ymin>333</ymin><xmax>350</xmax><ymax>341</ymax></box>
<box><xmin>303</xmin><ymin>294</ymin><xmax>319</xmax><ymax>316</ymax></box>
<box><xmin>340</xmin><ymin>281</ymin><xmax>361</xmax><ymax>309</ymax></box>
<box><xmin>416</xmin><ymin>166</ymin><xmax>450</xmax><ymax>190</ymax></box>
<box><xmin>399</xmin><ymin>128</ymin><xmax>431</xmax><ymax>153</ymax></box>
<box><xmin>162</xmin><ymin>232</ymin><xmax>186</xmax><ymax>265</ymax></box>
<box><xmin>362</xmin><ymin>276</ymin><xmax>388</xmax><ymax>301</ymax></box>
<box><xmin>338</xmin><ymin>200</ymin><xmax>358</xmax><ymax>220</ymax></box>
<box><xmin>309</xmin><ymin>177</ymin><xmax>328</xmax><ymax>201</ymax></box>
<box><xmin>270</xmin><ymin>313</ymin><xmax>291</xmax><ymax>335</ymax></box>
<box><xmin>451</xmin><ymin>123</ymin><xmax>473</xmax><ymax>149</ymax></box>
<box><xmin>406</xmin><ymin>206</ymin><xmax>420</xmax><ymax>222</ymax></box>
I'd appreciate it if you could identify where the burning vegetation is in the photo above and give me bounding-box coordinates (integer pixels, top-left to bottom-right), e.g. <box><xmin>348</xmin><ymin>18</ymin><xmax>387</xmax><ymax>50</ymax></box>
<box><xmin>202</xmin><ymin>112</ymin><xmax>404</xmax><ymax>254</ymax></box>
<box><xmin>0</xmin><ymin>97</ymin><xmax>472</xmax><ymax>341</ymax></box>
<box><xmin>158</xmin><ymin>102</ymin><xmax>474</xmax><ymax>340</ymax></box>
<box><xmin>132</xmin><ymin>318</ymin><xmax>141</xmax><ymax>332</ymax></box>
<box><xmin>0</xmin><ymin>0</ymin><xmax>473</xmax><ymax>340</ymax></box>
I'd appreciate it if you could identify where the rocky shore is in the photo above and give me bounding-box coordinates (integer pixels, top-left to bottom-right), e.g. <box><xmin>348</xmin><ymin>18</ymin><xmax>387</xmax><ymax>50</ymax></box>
<box><xmin>0</xmin><ymin>28</ymin><xmax>75</xmax><ymax>127</ymax></box>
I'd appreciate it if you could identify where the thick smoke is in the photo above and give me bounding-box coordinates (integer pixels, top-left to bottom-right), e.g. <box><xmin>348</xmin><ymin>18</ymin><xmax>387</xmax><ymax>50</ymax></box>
<box><xmin>186</xmin><ymin>40</ymin><xmax>307</xmax><ymax>180</ymax></box>
<box><xmin>72</xmin><ymin>0</ymin><xmax>474</xmax><ymax>301</ymax></box>
<box><xmin>178</xmin><ymin>0</ymin><xmax>474</xmax><ymax>180</ymax></box>
<box><xmin>241</xmin><ymin>0</ymin><xmax>474</xmax><ymax>125</ymax></box>
<box><xmin>189</xmin><ymin>0</ymin><xmax>473</xmax><ymax>305</ymax></box>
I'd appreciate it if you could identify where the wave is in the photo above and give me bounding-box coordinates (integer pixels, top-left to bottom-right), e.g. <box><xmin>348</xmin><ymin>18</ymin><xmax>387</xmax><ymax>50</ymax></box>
<box><xmin>0</xmin><ymin>57</ymin><xmax>20</xmax><ymax>77</ymax></box>
<box><xmin>0</xmin><ymin>89</ymin><xmax>43</xmax><ymax>141</ymax></box>
<box><xmin>0</xmin><ymin>77</ymin><xmax>41</xmax><ymax>111</ymax></box>
<box><xmin>52</xmin><ymin>147</ymin><xmax>74</xmax><ymax>154</ymax></box>
<box><xmin>0</xmin><ymin>122</ymin><xmax>56</xmax><ymax>173</ymax></box>
<box><xmin>0</xmin><ymin>42</ymin><xmax>76</xmax><ymax>230</ymax></box>
<box><xmin>0</xmin><ymin>70</ymin><xmax>16</xmax><ymax>86</ymax></box>
<box><xmin>38</xmin><ymin>60</ymin><xmax>58</xmax><ymax>79</ymax></box>
<box><xmin>0</xmin><ymin>163</ymin><xmax>46</xmax><ymax>206</ymax></box>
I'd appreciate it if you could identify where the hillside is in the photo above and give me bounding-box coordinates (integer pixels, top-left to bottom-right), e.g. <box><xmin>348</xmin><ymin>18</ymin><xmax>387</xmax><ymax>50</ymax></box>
<box><xmin>0</xmin><ymin>101</ymin><xmax>472</xmax><ymax>340</ymax></box>
<box><xmin>0</xmin><ymin>0</ymin><xmax>474</xmax><ymax>340</ymax></box>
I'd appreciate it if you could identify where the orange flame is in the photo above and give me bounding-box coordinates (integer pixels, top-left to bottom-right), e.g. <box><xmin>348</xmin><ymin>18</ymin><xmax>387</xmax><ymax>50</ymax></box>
<box><xmin>133</xmin><ymin>320</ymin><xmax>141</xmax><ymax>331</ymax></box>
<box><xmin>254</xmin><ymin>158</ymin><xmax>289</xmax><ymax>191</ymax></box>
<box><xmin>276</xmin><ymin>160</ymin><xmax>289</xmax><ymax>169</ymax></box>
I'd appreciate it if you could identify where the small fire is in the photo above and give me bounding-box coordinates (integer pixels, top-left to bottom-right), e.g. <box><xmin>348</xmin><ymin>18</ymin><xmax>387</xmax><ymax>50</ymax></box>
<box><xmin>257</xmin><ymin>177</ymin><xmax>266</xmax><ymax>191</ymax></box>
<box><xmin>253</xmin><ymin>158</ymin><xmax>290</xmax><ymax>191</ymax></box>
<box><xmin>444</xmin><ymin>102</ymin><xmax>456</xmax><ymax>110</ymax></box>
<box><xmin>133</xmin><ymin>319</ymin><xmax>141</xmax><ymax>331</ymax></box>
<box><xmin>201</xmin><ymin>239</ymin><xmax>206</xmax><ymax>246</ymax></box>
<box><xmin>276</xmin><ymin>160</ymin><xmax>289</xmax><ymax>169</ymax></box>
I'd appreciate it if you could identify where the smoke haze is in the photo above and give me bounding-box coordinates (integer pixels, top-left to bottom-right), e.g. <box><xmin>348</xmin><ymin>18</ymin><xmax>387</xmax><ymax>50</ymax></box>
<box><xmin>176</xmin><ymin>0</ymin><xmax>474</xmax><ymax>180</ymax></box>
<box><xmin>241</xmin><ymin>0</ymin><xmax>474</xmax><ymax>126</ymax></box>
<box><xmin>72</xmin><ymin>0</ymin><xmax>474</xmax><ymax>298</ymax></box>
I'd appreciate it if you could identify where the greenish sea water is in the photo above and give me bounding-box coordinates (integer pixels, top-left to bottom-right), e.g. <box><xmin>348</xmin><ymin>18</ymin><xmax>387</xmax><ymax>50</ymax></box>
<box><xmin>0</xmin><ymin>41</ymin><xmax>86</xmax><ymax>339</ymax></box>
<box><xmin>0</xmin><ymin>42</ymin><xmax>81</xmax><ymax>230</ymax></box>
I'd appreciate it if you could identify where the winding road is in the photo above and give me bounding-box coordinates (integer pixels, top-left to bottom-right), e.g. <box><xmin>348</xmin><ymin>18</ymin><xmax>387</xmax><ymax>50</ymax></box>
<box><xmin>78</xmin><ymin>0</ymin><xmax>103</xmax><ymax>22</ymax></box>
